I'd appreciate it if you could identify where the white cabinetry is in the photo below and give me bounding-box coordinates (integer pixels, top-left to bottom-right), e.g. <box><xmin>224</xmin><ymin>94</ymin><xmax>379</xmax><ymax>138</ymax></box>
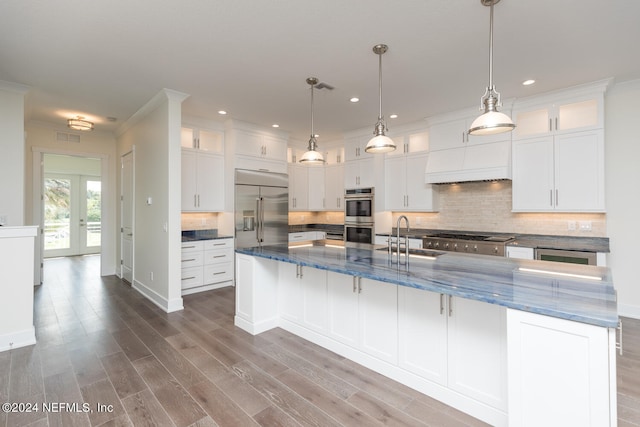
<box><xmin>288</xmin><ymin>164</ymin><xmax>308</xmax><ymax>211</ymax></box>
<box><xmin>181</xmin><ymin>149</ymin><xmax>224</xmax><ymax>211</ymax></box>
<box><xmin>324</xmin><ymin>164</ymin><xmax>344</xmax><ymax>210</ymax></box>
<box><xmin>512</xmin><ymin>130</ymin><xmax>605</xmax><ymax>212</ymax></box>
<box><xmin>506</xmin><ymin>246</ymin><xmax>534</xmax><ymax>260</ymax></box>
<box><xmin>398</xmin><ymin>287</ymin><xmax>507</xmax><ymax>411</ymax></box>
<box><xmin>307</xmin><ymin>167</ymin><xmax>325</xmax><ymax>210</ymax></box>
<box><xmin>234</xmin><ymin>129</ymin><xmax>287</xmax><ymax>173</ymax></box>
<box><xmin>181</xmin><ymin>238</ymin><xmax>234</xmax><ymax>295</ymax></box>
<box><xmin>429</xmin><ymin>116</ymin><xmax>508</xmax><ymax>151</ymax></box>
<box><xmin>288</xmin><ymin>231</ymin><xmax>325</xmax><ymax>242</ymax></box>
<box><xmin>507</xmin><ymin>309</ymin><xmax>616</xmax><ymax>427</ymax></box>
<box><xmin>344</xmin><ymin>136</ymin><xmax>375</xmax><ymax>189</ymax></box>
<box><xmin>235</xmin><ymin>254</ymin><xmax>279</xmax><ymax>334</ymax></box>
<box><xmin>181</xmin><ymin>127</ymin><xmax>224</xmax><ymax>152</ymax></box>
<box><xmin>327</xmin><ymin>272</ymin><xmax>398</xmax><ymax>364</ymax></box>
<box><xmin>278</xmin><ymin>263</ymin><xmax>328</xmax><ymax>334</ymax></box>
<box><xmin>511</xmin><ymin>81</ymin><xmax>608</xmax><ymax>212</ymax></box>
<box><xmin>385</xmin><ymin>153</ymin><xmax>438</xmax><ymax>211</ymax></box>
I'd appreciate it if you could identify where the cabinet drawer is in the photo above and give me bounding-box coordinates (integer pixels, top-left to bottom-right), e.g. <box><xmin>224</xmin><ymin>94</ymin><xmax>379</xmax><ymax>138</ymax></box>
<box><xmin>203</xmin><ymin>238</ymin><xmax>234</xmax><ymax>250</ymax></box>
<box><xmin>181</xmin><ymin>240</ymin><xmax>204</xmax><ymax>252</ymax></box>
<box><xmin>181</xmin><ymin>251</ymin><xmax>203</xmax><ymax>268</ymax></box>
<box><xmin>204</xmin><ymin>263</ymin><xmax>233</xmax><ymax>284</ymax></box>
<box><xmin>204</xmin><ymin>248</ymin><xmax>234</xmax><ymax>265</ymax></box>
<box><xmin>181</xmin><ymin>266</ymin><xmax>204</xmax><ymax>289</ymax></box>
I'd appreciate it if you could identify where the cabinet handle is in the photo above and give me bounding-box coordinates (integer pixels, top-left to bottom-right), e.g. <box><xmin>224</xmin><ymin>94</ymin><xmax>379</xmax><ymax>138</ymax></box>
<box><xmin>337</xmin><ymin>197</ymin><xmax>340</xmax><ymax>208</ymax></box>
<box><xmin>213</xmin><ymin>271</ymin><xmax>226</xmax><ymax>276</ymax></box>
<box><xmin>555</xmin><ymin>117</ymin><xmax>558</xmax><ymax>130</ymax></box>
<box><xmin>182</xmin><ymin>276</ymin><xmax>196</xmax><ymax>281</ymax></box>
<box><xmin>296</xmin><ymin>264</ymin><xmax>300</xmax><ymax>278</ymax></box>
<box><xmin>196</xmin><ymin>138</ymin><xmax>200</xmax><ymax>149</ymax></box>
<box><xmin>555</xmin><ymin>189</ymin><xmax>559</xmax><ymax>206</ymax></box>
<box><xmin>352</xmin><ymin>276</ymin><xmax>357</xmax><ymax>293</ymax></box>
<box><xmin>213</xmin><ymin>243</ymin><xmax>225</xmax><ymax>246</ymax></box>
<box><xmin>194</xmin><ymin>194</ymin><xmax>197</xmax><ymax>207</ymax></box>
<box><xmin>182</xmin><ymin>258</ymin><xmax>196</xmax><ymax>262</ymax></box>
<box><xmin>183</xmin><ymin>245</ymin><xmax>196</xmax><ymax>249</ymax></box>
<box><xmin>448</xmin><ymin>295</ymin><xmax>453</xmax><ymax>317</ymax></box>
<box><xmin>299</xmin><ymin>265</ymin><xmax>303</xmax><ymax>279</ymax></box>
<box><xmin>550</xmin><ymin>189</ymin><xmax>553</xmax><ymax>207</ymax></box>
<box><xmin>358</xmin><ymin>277</ymin><xmax>362</xmax><ymax>293</ymax></box>
<box><xmin>617</xmin><ymin>319</ymin><xmax>624</xmax><ymax>356</ymax></box>
<box><xmin>440</xmin><ymin>294</ymin><xmax>444</xmax><ymax>315</ymax></box>
<box><xmin>213</xmin><ymin>255</ymin><xmax>226</xmax><ymax>258</ymax></box>
<box><xmin>197</xmin><ymin>194</ymin><xmax>200</xmax><ymax>207</ymax></box>
<box><xmin>549</xmin><ymin>118</ymin><xmax>552</xmax><ymax>132</ymax></box>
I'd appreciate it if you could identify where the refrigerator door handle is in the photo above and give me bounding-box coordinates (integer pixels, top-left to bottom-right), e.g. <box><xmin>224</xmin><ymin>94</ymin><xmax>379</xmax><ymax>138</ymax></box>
<box><xmin>260</xmin><ymin>197</ymin><xmax>265</xmax><ymax>242</ymax></box>
<box><xmin>256</xmin><ymin>198</ymin><xmax>261</xmax><ymax>243</ymax></box>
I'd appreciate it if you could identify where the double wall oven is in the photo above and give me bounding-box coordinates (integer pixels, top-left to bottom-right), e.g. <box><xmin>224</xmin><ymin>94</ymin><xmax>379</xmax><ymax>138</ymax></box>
<box><xmin>344</xmin><ymin>188</ymin><xmax>374</xmax><ymax>244</ymax></box>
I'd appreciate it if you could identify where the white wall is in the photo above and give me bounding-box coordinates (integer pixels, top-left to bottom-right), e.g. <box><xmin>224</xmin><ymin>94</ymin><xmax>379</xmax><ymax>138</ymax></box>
<box><xmin>605</xmin><ymin>79</ymin><xmax>640</xmax><ymax>318</ymax></box>
<box><xmin>116</xmin><ymin>89</ymin><xmax>187</xmax><ymax>313</ymax></box>
<box><xmin>0</xmin><ymin>81</ymin><xmax>29</xmax><ymax>226</ymax></box>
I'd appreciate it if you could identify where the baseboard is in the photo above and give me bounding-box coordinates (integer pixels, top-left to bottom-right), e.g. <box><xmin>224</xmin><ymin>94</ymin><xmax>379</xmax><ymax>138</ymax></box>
<box><xmin>133</xmin><ymin>279</ymin><xmax>184</xmax><ymax>313</ymax></box>
<box><xmin>182</xmin><ymin>281</ymin><xmax>232</xmax><ymax>296</ymax></box>
<box><xmin>234</xmin><ymin>315</ymin><xmax>279</xmax><ymax>335</ymax></box>
<box><xmin>618</xmin><ymin>303</ymin><xmax>640</xmax><ymax>320</ymax></box>
<box><xmin>0</xmin><ymin>327</ymin><xmax>36</xmax><ymax>352</ymax></box>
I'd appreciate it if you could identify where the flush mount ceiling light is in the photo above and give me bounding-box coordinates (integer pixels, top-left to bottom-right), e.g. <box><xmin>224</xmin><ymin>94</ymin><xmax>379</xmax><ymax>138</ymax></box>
<box><xmin>468</xmin><ymin>0</ymin><xmax>515</xmax><ymax>136</ymax></box>
<box><xmin>299</xmin><ymin>77</ymin><xmax>325</xmax><ymax>165</ymax></box>
<box><xmin>365</xmin><ymin>44</ymin><xmax>396</xmax><ymax>153</ymax></box>
<box><xmin>67</xmin><ymin>116</ymin><xmax>94</xmax><ymax>131</ymax></box>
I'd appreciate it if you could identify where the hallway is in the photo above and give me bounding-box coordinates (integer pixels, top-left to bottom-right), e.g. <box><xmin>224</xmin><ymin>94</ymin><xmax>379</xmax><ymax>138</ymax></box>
<box><xmin>1</xmin><ymin>256</ymin><xmax>639</xmax><ymax>426</ymax></box>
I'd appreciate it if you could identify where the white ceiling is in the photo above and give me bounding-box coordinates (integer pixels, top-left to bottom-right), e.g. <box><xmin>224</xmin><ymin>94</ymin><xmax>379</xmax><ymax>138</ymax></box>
<box><xmin>2</xmin><ymin>0</ymin><xmax>639</xmax><ymax>144</ymax></box>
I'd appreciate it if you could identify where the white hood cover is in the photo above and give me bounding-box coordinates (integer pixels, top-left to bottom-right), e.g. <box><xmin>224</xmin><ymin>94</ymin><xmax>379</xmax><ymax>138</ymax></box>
<box><xmin>424</xmin><ymin>140</ymin><xmax>512</xmax><ymax>184</ymax></box>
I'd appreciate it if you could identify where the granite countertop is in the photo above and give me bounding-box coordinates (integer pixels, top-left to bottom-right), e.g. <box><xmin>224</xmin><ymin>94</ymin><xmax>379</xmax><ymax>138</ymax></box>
<box><xmin>236</xmin><ymin>241</ymin><xmax>617</xmax><ymax>328</ymax></box>
<box><xmin>181</xmin><ymin>229</ymin><xmax>233</xmax><ymax>242</ymax></box>
<box><xmin>289</xmin><ymin>224</ymin><xmax>345</xmax><ymax>234</ymax></box>
<box><xmin>377</xmin><ymin>228</ymin><xmax>610</xmax><ymax>253</ymax></box>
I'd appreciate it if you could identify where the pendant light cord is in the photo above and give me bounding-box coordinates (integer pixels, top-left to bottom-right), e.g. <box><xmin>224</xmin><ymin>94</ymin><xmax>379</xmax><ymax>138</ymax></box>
<box><xmin>378</xmin><ymin>50</ymin><xmax>383</xmax><ymax>120</ymax></box>
<box><xmin>310</xmin><ymin>83</ymin><xmax>314</xmax><ymax>139</ymax></box>
<box><xmin>488</xmin><ymin>0</ymin><xmax>494</xmax><ymax>91</ymax></box>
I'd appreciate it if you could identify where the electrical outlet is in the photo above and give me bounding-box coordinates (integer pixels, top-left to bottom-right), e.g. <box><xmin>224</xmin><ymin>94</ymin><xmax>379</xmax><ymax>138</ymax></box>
<box><xmin>579</xmin><ymin>221</ymin><xmax>592</xmax><ymax>231</ymax></box>
<box><xmin>568</xmin><ymin>220</ymin><xmax>576</xmax><ymax>231</ymax></box>
<box><xmin>150</xmin><ymin>271</ymin><xmax>154</xmax><ymax>281</ymax></box>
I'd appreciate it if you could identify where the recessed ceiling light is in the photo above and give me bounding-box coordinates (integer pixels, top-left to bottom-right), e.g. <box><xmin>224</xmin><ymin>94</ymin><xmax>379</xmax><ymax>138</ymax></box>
<box><xmin>522</xmin><ymin>79</ymin><xmax>536</xmax><ymax>86</ymax></box>
<box><xmin>218</xmin><ymin>110</ymin><xmax>227</xmax><ymax>115</ymax></box>
<box><xmin>272</xmin><ymin>124</ymin><xmax>279</xmax><ymax>128</ymax></box>
<box><xmin>389</xmin><ymin>114</ymin><xmax>398</xmax><ymax>119</ymax></box>
<box><xmin>350</xmin><ymin>97</ymin><xmax>359</xmax><ymax>103</ymax></box>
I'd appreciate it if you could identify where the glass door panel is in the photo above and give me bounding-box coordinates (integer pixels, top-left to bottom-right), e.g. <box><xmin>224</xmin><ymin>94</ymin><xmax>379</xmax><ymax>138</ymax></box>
<box><xmin>82</xmin><ymin>178</ymin><xmax>101</xmax><ymax>252</ymax></box>
<box><xmin>44</xmin><ymin>176</ymin><xmax>71</xmax><ymax>252</ymax></box>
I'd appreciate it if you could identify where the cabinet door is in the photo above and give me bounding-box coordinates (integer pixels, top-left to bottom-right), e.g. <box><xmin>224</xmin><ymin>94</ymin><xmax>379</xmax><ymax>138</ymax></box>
<box><xmin>327</xmin><ymin>271</ymin><xmax>359</xmax><ymax>347</ymax></box>
<box><xmin>408</xmin><ymin>131</ymin><xmax>430</xmax><ymax>153</ymax></box>
<box><xmin>357</xmin><ymin>157</ymin><xmax>376</xmax><ymax>188</ymax></box>
<box><xmin>554</xmin><ymin>130</ymin><xmax>604</xmax><ymax>211</ymax></box>
<box><xmin>301</xmin><ymin>266</ymin><xmax>328</xmax><ymax>333</ymax></box>
<box><xmin>181</xmin><ymin>127</ymin><xmax>196</xmax><ymax>148</ymax></box>
<box><xmin>405</xmin><ymin>154</ymin><xmax>437</xmax><ymax>211</ymax></box>
<box><xmin>384</xmin><ymin>156</ymin><xmax>407</xmax><ymax>210</ymax></box>
<box><xmin>343</xmin><ymin>160</ymin><xmax>360</xmax><ymax>188</ymax></box>
<box><xmin>507</xmin><ymin>309</ymin><xmax>612</xmax><ymax>427</ymax></box>
<box><xmin>513</xmin><ymin>107</ymin><xmax>551</xmax><ymax>139</ymax></box>
<box><xmin>324</xmin><ymin>164</ymin><xmax>344</xmax><ymax>210</ymax></box>
<box><xmin>358</xmin><ymin>278</ymin><xmax>398</xmax><ymax>364</ymax></box>
<box><xmin>198</xmin><ymin>129</ymin><xmax>224</xmax><ymax>152</ymax></box>
<box><xmin>398</xmin><ymin>287</ymin><xmax>447</xmax><ymax>385</ymax></box>
<box><xmin>512</xmin><ymin>136</ymin><xmax>555</xmax><ymax>211</ymax></box>
<box><xmin>344</xmin><ymin>137</ymin><xmax>371</xmax><ymax>161</ymax></box>
<box><xmin>235</xmin><ymin>131</ymin><xmax>265</xmax><ymax>157</ymax></box>
<box><xmin>288</xmin><ymin>164</ymin><xmax>308</xmax><ymax>211</ymax></box>
<box><xmin>263</xmin><ymin>136</ymin><xmax>287</xmax><ymax>161</ymax></box>
<box><xmin>307</xmin><ymin>167</ymin><xmax>325</xmax><ymax>210</ymax></box>
<box><xmin>448</xmin><ymin>297</ymin><xmax>507</xmax><ymax>410</ymax></box>
<box><xmin>196</xmin><ymin>153</ymin><xmax>224</xmax><ymax>211</ymax></box>
<box><xmin>181</xmin><ymin>150</ymin><xmax>198</xmax><ymax>210</ymax></box>
<box><xmin>279</xmin><ymin>262</ymin><xmax>302</xmax><ymax>322</ymax></box>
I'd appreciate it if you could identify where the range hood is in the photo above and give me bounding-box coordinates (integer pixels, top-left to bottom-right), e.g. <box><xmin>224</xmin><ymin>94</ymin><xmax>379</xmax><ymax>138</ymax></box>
<box><xmin>425</xmin><ymin>140</ymin><xmax>511</xmax><ymax>184</ymax></box>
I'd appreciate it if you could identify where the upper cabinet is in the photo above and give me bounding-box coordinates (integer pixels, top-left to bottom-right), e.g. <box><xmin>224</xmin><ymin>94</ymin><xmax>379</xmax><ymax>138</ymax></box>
<box><xmin>181</xmin><ymin>127</ymin><xmax>224</xmax><ymax>152</ymax></box>
<box><xmin>384</xmin><ymin>131</ymin><xmax>429</xmax><ymax>157</ymax></box>
<box><xmin>181</xmin><ymin>149</ymin><xmax>224</xmax><ymax>212</ymax></box>
<box><xmin>429</xmin><ymin>115</ymin><xmax>510</xmax><ymax>152</ymax></box>
<box><xmin>344</xmin><ymin>136</ymin><xmax>374</xmax><ymax>162</ymax></box>
<box><xmin>511</xmin><ymin>80</ymin><xmax>610</xmax><ymax>212</ymax></box>
<box><xmin>235</xmin><ymin>130</ymin><xmax>287</xmax><ymax>161</ymax></box>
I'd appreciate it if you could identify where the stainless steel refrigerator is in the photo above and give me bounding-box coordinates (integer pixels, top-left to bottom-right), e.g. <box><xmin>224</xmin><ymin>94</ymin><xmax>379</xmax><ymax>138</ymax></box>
<box><xmin>235</xmin><ymin>169</ymin><xmax>288</xmax><ymax>248</ymax></box>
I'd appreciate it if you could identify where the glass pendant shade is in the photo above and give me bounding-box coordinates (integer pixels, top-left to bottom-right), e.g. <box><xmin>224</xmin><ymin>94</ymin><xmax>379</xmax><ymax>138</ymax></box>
<box><xmin>300</xmin><ymin>77</ymin><xmax>325</xmax><ymax>165</ymax></box>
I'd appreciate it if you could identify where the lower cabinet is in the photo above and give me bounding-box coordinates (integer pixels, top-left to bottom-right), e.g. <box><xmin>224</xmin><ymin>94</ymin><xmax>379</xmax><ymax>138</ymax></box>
<box><xmin>278</xmin><ymin>262</ymin><xmax>328</xmax><ymax>334</ymax></box>
<box><xmin>181</xmin><ymin>238</ymin><xmax>234</xmax><ymax>295</ymax></box>
<box><xmin>398</xmin><ymin>286</ymin><xmax>507</xmax><ymax>411</ymax></box>
<box><xmin>507</xmin><ymin>309</ymin><xmax>616</xmax><ymax>427</ymax></box>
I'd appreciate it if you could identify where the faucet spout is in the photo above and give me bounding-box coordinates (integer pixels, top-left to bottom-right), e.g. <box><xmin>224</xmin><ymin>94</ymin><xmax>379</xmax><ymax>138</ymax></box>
<box><xmin>395</xmin><ymin>215</ymin><xmax>410</xmax><ymax>266</ymax></box>
<box><xmin>397</xmin><ymin>215</ymin><xmax>410</xmax><ymax>233</ymax></box>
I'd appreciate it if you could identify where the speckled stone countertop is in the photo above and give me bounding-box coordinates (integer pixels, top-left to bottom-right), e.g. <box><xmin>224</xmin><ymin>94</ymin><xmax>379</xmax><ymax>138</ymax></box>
<box><xmin>378</xmin><ymin>228</ymin><xmax>610</xmax><ymax>253</ymax></box>
<box><xmin>236</xmin><ymin>241</ymin><xmax>617</xmax><ymax>328</ymax></box>
<box><xmin>181</xmin><ymin>229</ymin><xmax>233</xmax><ymax>242</ymax></box>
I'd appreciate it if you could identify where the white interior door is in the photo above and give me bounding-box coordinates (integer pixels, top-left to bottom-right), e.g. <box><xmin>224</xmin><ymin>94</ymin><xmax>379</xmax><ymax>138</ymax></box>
<box><xmin>121</xmin><ymin>151</ymin><xmax>134</xmax><ymax>283</ymax></box>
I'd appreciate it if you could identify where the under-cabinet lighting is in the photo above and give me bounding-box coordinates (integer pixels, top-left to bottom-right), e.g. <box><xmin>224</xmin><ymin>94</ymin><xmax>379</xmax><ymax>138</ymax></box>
<box><xmin>409</xmin><ymin>254</ymin><xmax>437</xmax><ymax>260</ymax></box>
<box><xmin>288</xmin><ymin>243</ymin><xmax>313</xmax><ymax>249</ymax></box>
<box><xmin>325</xmin><ymin>244</ymin><xmax>345</xmax><ymax>249</ymax></box>
<box><xmin>518</xmin><ymin>267</ymin><xmax>602</xmax><ymax>281</ymax></box>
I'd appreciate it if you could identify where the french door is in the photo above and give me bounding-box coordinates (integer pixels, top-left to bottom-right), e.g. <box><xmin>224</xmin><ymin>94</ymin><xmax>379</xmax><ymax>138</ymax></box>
<box><xmin>44</xmin><ymin>173</ymin><xmax>101</xmax><ymax>257</ymax></box>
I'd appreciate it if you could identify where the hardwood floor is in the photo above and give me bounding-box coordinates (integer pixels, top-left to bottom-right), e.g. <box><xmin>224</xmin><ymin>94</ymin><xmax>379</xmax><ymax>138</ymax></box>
<box><xmin>2</xmin><ymin>255</ymin><xmax>639</xmax><ymax>426</ymax></box>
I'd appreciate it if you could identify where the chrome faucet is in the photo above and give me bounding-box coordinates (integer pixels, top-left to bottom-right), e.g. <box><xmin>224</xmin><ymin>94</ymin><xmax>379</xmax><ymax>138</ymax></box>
<box><xmin>389</xmin><ymin>215</ymin><xmax>410</xmax><ymax>265</ymax></box>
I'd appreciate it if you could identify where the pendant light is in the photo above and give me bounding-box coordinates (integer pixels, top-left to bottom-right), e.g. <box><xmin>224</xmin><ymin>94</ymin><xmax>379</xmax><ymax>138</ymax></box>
<box><xmin>468</xmin><ymin>0</ymin><xmax>515</xmax><ymax>136</ymax></box>
<box><xmin>365</xmin><ymin>44</ymin><xmax>396</xmax><ymax>153</ymax></box>
<box><xmin>299</xmin><ymin>77</ymin><xmax>325</xmax><ymax>165</ymax></box>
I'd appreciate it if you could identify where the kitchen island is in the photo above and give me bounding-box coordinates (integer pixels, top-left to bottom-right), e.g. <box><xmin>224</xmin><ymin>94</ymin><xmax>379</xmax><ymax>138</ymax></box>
<box><xmin>235</xmin><ymin>241</ymin><xmax>618</xmax><ymax>426</ymax></box>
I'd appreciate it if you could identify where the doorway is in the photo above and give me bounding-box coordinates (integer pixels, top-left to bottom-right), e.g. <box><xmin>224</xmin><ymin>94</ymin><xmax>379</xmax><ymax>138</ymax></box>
<box><xmin>41</xmin><ymin>154</ymin><xmax>102</xmax><ymax>261</ymax></box>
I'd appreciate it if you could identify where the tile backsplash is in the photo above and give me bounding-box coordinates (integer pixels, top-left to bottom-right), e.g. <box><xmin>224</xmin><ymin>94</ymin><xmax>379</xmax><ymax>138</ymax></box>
<box><xmin>181</xmin><ymin>212</ymin><xmax>219</xmax><ymax>230</ymax></box>
<box><xmin>288</xmin><ymin>181</ymin><xmax>606</xmax><ymax>237</ymax></box>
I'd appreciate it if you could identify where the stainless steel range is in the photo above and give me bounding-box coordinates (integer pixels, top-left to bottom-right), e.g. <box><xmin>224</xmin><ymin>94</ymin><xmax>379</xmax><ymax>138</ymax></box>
<box><xmin>422</xmin><ymin>233</ymin><xmax>515</xmax><ymax>257</ymax></box>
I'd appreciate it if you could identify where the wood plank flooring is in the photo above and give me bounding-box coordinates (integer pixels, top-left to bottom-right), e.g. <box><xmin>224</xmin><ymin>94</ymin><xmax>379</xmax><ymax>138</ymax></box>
<box><xmin>1</xmin><ymin>254</ymin><xmax>639</xmax><ymax>426</ymax></box>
